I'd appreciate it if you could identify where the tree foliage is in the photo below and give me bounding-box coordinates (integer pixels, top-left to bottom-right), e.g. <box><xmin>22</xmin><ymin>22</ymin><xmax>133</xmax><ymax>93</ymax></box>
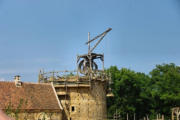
<box><xmin>107</xmin><ymin>63</ymin><xmax>180</xmax><ymax>119</ymax></box>
<box><xmin>149</xmin><ymin>63</ymin><xmax>180</xmax><ymax>116</ymax></box>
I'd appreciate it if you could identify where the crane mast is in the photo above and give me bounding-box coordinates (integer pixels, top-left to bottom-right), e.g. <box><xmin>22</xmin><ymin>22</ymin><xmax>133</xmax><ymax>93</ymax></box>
<box><xmin>77</xmin><ymin>28</ymin><xmax>112</xmax><ymax>75</ymax></box>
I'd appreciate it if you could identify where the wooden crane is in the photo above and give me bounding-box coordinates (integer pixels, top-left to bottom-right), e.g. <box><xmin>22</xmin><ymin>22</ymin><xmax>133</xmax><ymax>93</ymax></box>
<box><xmin>77</xmin><ymin>28</ymin><xmax>112</xmax><ymax>75</ymax></box>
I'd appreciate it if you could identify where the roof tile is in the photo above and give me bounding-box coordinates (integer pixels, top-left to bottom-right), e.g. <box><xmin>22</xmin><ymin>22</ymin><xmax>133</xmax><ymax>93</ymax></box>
<box><xmin>0</xmin><ymin>81</ymin><xmax>61</xmax><ymax>111</ymax></box>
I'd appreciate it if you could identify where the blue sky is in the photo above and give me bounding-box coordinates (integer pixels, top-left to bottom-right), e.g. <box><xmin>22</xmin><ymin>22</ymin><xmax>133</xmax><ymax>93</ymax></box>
<box><xmin>0</xmin><ymin>0</ymin><xmax>180</xmax><ymax>82</ymax></box>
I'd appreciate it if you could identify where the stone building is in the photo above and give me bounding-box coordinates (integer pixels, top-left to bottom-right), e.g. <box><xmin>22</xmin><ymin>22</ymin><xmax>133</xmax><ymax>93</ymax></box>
<box><xmin>39</xmin><ymin>72</ymin><xmax>110</xmax><ymax>120</ymax></box>
<box><xmin>38</xmin><ymin>28</ymin><xmax>113</xmax><ymax>120</ymax></box>
<box><xmin>0</xmin><ymin>28</ymin><xmax>112</xmax><ymax>120</ymax></box>
<box><xmin>0</xmin><ymin>76</ymin><xmax>63</xmax><ymax>120</ymax></box>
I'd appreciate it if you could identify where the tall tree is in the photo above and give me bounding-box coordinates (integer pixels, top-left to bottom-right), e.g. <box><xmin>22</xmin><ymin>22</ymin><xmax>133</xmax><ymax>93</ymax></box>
<box><xmin>107</xmin><ymin>66</ymin><xmax>151</xmax><ymax>119</ymax></box>
<box><xmin>149</xmin><ymin>63</ymin><xmax>180</xmax><ymax>117</ymax></box>
<box><xmin>107</xmin><ymin>63</ymin><xmax>180</xmax><ymax>119</ymax></box>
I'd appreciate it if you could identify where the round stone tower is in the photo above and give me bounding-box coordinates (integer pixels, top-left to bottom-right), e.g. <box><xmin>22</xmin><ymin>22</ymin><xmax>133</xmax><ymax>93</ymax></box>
<box><xmin>39</xmin><ymin>71</ymin><xmax>110</xmax><ymax>120</ymax></box>
<box><xmin>38</xmin><ymin>28</ymin><xmax>113</xmax><ymax>120</ymax></box>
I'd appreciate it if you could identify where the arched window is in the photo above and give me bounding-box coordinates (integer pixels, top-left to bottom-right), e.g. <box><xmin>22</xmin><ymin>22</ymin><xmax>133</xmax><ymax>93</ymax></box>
<box><xmin>8</xmin><ymin>113</ymin><xmax>15</xmax><ymax>119</ymax></box>
<box><xmin>37</xmin><ymin>113</ymin><xmax>50</xmax><ymax>120</ymax></box>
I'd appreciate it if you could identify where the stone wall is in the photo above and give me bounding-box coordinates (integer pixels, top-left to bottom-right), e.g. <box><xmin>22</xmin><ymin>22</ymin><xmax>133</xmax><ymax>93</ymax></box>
<box><xmin>7</xmin><ymin>111</ymin><xmax>62</xmax><ymax>120</ymax></box>
<box><xmin>57</xmin><ymin>80</ymin><xmax>107</xmax><ymax>120</ymax></box>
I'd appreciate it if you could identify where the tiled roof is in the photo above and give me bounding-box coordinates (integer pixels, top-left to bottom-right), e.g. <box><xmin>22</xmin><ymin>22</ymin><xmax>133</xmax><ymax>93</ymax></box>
<box><xmin>0</xmin><ymin>81</ymin><xmax>62</xmax><ymax>111</ymax></box>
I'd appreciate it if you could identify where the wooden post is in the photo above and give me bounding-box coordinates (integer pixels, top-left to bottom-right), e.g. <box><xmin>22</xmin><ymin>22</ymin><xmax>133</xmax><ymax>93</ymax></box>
<box><xmin>162</xmin><ymin>114</ymin><xmax>164</xmax><ymax>120</ymax></box>
<box><xmin>146</xmin><ymin>115</ymin><xmax>149</xmax><ymax>120</ymax></box>
<box><xmin>177</xmin><ymin>114</ymin><xmax>179</xmax><ymax>120</ymax></box>
<box><xmin>134</xmin><ymin>113</ymin><xmax>135</xmax><ymax>120</ymax></box>
<box><xmin>113</xmin><ymin>109</ymin><xmax>118</xmax><ymax>120</ymax></box>
<box><xmin>127</xmin><ymin>113</ymin><xmax>128</xmax><ymax>120</ymax></box>
<box><xmin>172</xmin><ymin>111</ymin><xmax>174</xmax><ymax>120</ymax></box>
<box><xmin>177</xmin><ymin>113</ymin><xmax>180</xmax><ymax>120</ymax></box>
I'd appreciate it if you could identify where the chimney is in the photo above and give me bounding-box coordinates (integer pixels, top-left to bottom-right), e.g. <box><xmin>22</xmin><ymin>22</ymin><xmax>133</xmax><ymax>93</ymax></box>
<box><xmin>14</xmin><ymin>75</ymin><xmax>22</xmax><ymax>87</ymax></box>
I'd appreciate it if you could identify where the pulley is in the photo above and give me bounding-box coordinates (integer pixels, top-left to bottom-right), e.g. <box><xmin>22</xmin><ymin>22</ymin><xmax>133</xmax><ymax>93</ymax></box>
<box><xmin>78</xmin><ymin>58</ymin><xmax>98</xmax><ymax>74</ymax></box>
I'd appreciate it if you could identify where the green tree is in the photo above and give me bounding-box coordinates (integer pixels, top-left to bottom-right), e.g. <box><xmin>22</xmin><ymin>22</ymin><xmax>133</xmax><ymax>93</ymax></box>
<box><xmin>149</xmin><ymin>63</ymin><xmax>180</xmax><ymax>118</ymax></box>
<box><xmin>107</xmin><ymin>66</ymin><xmax>151</xmax><ymax>119</ymax></box>
<box><xmin>107</xmin><ymin>63</ymin><xmax>180</xmax><ymax>119</ymax></box>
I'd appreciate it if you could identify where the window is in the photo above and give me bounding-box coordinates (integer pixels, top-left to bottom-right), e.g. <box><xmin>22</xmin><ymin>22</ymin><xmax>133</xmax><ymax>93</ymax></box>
<box><xmin>37</xmin><ymin>113</ymin><xmax>50</xmax><ymax>120</ymax></box>
<box><xmin>71</xmin><ymin>106</ymin><xmax>75</xmax><ymax>112</ymax></box>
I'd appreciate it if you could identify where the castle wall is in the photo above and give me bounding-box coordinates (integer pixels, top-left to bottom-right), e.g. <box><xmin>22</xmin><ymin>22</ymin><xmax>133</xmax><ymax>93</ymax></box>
<box><xmin>57</xmin><ymin>80</ymin><xmax>107</xmax><ymax>120</ymax></box>
<box><xmin>6</xmin><ymin>111</ymin><xmax>62</xmax><ymax>120</ymax></box>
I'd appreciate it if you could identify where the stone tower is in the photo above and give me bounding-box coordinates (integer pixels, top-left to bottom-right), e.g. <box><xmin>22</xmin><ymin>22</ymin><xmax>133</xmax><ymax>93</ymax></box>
<box><xmin>38</xmin><ymin>28</ymin><xmax>113</xmax><ymax>120</ymax></box>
